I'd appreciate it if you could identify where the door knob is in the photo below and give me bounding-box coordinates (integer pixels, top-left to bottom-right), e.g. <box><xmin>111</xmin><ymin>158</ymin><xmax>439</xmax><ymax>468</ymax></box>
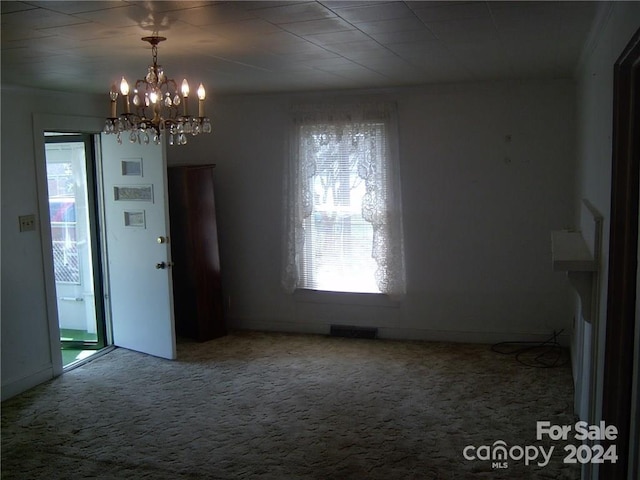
<box><xmin>155</xmin><ymin>261</ymin><xmax>174</xmax><ymax>269</ymax></box>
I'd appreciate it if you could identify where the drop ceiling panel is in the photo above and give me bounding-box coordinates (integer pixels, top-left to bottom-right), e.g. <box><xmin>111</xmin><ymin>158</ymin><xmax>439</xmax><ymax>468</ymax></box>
<box><xmin>210</xmin><ymin>18</ymin><xmax>285</xmax><ymax>38</ymax></box>
<box><xmin>1</xmin><ymin>26</ymin><xmax>54</xmax><ymax>42</ymax></box>
<box><xmin>1</xmin><ymin>7</ymin><xmax>88</xmax><ymax>29</ymax></box>
<box><xmin>0</xmin><ymin>1</ymin><xmax>35</xmax><ymax>14</ymax></box>
<box><xmin>332</xmin><ymin>2</ymin><xmax>416</xmax><ymax>23</ymax></box>
<box><xmin>354</xmin><ymin>16</ymin><xmax>428</xmax><ymax>35</ymax></box>
<box><xmin>425</xmin><ymin>17</ymin><xmax>499</xmax><ymax>43</ymax></box>
<box><xmin>278</xmin><ymin>17</ymin><xmax>354</xmax><ymax>36</ymax></box>
<box><xmin>168</xmin><ymin>3</ymin><xmax>257</xmax><ymax>27</ymax></box>
<box><xmin>37</xmin><ymin>21</ymin><xmax>140</xmax><ymax>41</ymax></box>
<box><xmin>368</xmin><ymin>28</ymin><xmax>436</xmax><ymax>45</ymax></box>
<box><xmin>26</xmin><ymin>1</ymin><xmax>134</xmax><ymax>14</ymax></box>
<box><xmin>411</xmin><ymin>2</ymin><xmax>490</xmax><ymax>22</ymax></box>
<box><xmin>251</xmin><ymin>2</ymin><xmax>337</xmax><ymax>24</ymax></box>
<box><xmin>72</xmin><ymin>4</ymin><xmax>158</xmax><ymax>27</ymax></box>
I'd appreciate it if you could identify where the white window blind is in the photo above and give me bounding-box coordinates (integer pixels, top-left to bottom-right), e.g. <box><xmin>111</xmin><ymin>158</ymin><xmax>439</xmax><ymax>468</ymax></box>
<box><xmin>283</xmin><ymin>102</ymin><xmax>405</xmax><ymax>296</ymax></box>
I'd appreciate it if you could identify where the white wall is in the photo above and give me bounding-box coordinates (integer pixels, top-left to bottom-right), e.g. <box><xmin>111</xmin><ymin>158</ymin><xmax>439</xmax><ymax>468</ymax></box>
<box><xmin>1</xmin><ymin>77</ymin><xmax>578</xmax><ymax>400</ymax></box>
<box><xmin>573</xmin><ymin>0</ymin><xmax>640</xmax><ymax>473</ymax></box>
<box><xmin>170</xmin><ymin>79</ymin><xmax>577</xmax><ymax>344</ymax></box>
<box><xmin>1</xmin><ymin>86</ymin><xmax>105</xmax><ymax>400</ymax></box>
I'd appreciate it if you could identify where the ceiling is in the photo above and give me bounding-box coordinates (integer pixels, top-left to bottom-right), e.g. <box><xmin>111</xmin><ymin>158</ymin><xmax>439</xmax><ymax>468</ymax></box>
<box><xmin>1</xmin><ymin>1</ymin><xmax>601</xmax><ymax>96</ymax></box>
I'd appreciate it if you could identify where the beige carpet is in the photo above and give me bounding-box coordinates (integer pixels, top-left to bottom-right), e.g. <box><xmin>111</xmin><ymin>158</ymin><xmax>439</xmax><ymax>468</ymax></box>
<box><xmin>1</xmin><ymin>331</ymin><xmax>579</xmax><ymax>479</ymax></box>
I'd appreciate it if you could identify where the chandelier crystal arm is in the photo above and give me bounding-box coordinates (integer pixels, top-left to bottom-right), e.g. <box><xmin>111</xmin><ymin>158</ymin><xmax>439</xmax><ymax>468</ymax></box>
<box><xmin>104</xmin><ymin>35</ymin><xmax>212</xmax><ymax>146</ymax></box>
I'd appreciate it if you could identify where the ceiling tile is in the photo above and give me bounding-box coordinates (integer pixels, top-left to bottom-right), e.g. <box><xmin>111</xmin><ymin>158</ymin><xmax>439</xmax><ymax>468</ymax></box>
<box><xmin>320</xmin><ymin>2</ymin><xmax>384</xmax><ymax>9</ymax></box>
<box><xmin>73</xmin><ymin>4</ymin><xmax>162</xmax><ymax>28</ymax></box>
<box><xmin>489</xmin><ymin>4</ymin><xmax>560</xmax><ymax>31</ymax></box>
<box><xmin>410</xmin><ymin>2</ymin><xmax>490</xmax><ymax>23</ymax></box>
<box><xmin>387</xmin><ymin>39</ymin><xmax>450</xmax><ymax>58</ymax></box>
<box><xmin>25</xmin><ymin>1</ymin><xmax>124</xmax><ymax>14</ymax></box>
<box><xmin>1</xmin><ymin>7</ymin><xmax>88</xmax><ymax>29</ymax></box>
<box><xmin>405</xmin><ymin>1</ymin><xmax>467</xmax><ymax>8</ymax></box>
<box><xmin>324</xmin><ymin>38</ymin><xmax>389</xmax><ymax>54</ymax></box>
<box><xmin>251</xmin><ymin>2</ymin><xmax>336</xmax><ymax>24</ymax></box>
<box><xmin>354</xmin><ymin>16</ymin><xmax>426</xmax><ymax>35</ymax></box>
<box><xmin>304</xmin><ymin>28</ymin><xmax>369</xmax><ymax>46</ymax></box>
<box><xmin>368</xmin><ymin>29</ymin><xmax>436</xmax><ymax>45</ymax></box>
<box><xmin>250</xmin><ymin>30</ymin><xmax>312</xmax><ymax>50</ymax></box>
<box><xmin>0</xmin><ymin>1</ymin><xmax>38</xmax><ymax>14</ymax></box>
<box><xmin>426</xmin><ymin>17</ymin><xmax>498</xmax><ymax>43</ymax></box>
<box><xmin>1</xmin><ymin>25</ymin><xmax>53</xmax><ymax>42</ymax></box>
<box><xmin>279</xmin><ymin>17</ymin><xmax>353</xmax><ymax>36</ymax></box>
<box><xmin>131</xmin><ymin>1</ymin><xmax>216</xmax><ymax>14</ymax></box>
<box><xmin>361</xmin><ymin>54</ymin><xmax>414</xmax><ymax>70</ymax></box>
<box><xmin>210</xmin><ymin>19</ymin><xmax>284</xmax><ymax>39</ymax></box>
<box><xmin>240</xmin><ymin>1</ymin><xmax>303</xmax><ymax>10</ymax></box>
<box><xmin>174</xmin><ymin>3</ymin><xmax>258</xmax><ymax>27</ymax></box>
<box><xmin>332</xmin><ymin>2</ymin><xmax>415</xmax><ymax>23</ymax></box>
<box><xmin>36</xmin><ymin>21</ymin><xmax>138</xmax><ymax>41</ymax></box>
<box><xmin>446</xmin><ymin>40</ymin><xmax>511</xmax><ymax>74</ymax></box>
<box><xmin>497</xmin><ymin>25</ymin><xmax>558</xmax><ymax>46</ymax></box>
<box><xmin>279</xmin><ymin>49</ymin><xmax>343</xmax><ymax>65</ymax></box>
<box><xmin>1</xmin><ymin>41</ymin><xmax>55</xmax><ymax>58</ymax></box>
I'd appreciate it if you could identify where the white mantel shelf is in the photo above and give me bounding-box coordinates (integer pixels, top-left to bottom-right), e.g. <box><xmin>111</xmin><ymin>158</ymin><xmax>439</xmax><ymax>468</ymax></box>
<box><xmin>551</xmin><ymin>199</ymin><xmax>602</xmax><ymax>326</ymax></box>
<box><xmin>551</xmin><ymin>231</ymin><xmax>598</xmax><ymax>272</ymax></box>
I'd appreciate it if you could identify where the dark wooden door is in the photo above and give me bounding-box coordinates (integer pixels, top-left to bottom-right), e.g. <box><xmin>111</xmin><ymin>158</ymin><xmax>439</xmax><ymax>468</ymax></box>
<box><xmin>168</xmin><ymin>165</ymin><xmax>226</xmax><ymax>341</ymax></box>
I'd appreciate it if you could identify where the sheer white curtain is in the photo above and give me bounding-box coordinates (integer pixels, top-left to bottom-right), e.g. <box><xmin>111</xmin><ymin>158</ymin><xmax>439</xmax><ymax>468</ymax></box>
<box><xmin>282</xmin><ymin>102</ymin><xmax>405</xmax><ymax>296</ymax></box>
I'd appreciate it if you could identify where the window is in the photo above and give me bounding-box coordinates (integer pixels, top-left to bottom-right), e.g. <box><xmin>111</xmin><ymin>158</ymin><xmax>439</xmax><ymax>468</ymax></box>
<box><xmin>283</xmin><ymin>102</ymin><xmax>405</xmax><ymax>296</ymax></box>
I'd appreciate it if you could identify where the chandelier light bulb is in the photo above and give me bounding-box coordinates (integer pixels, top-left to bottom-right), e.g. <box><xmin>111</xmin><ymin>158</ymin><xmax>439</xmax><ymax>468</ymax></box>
<box><xmin>120</xmin><ymin>77</ymin><xmax>131</xmax><ymax>113</ymax></box>
<box><xmin>181</xmin><ymin>79</ymin><xmax>190</xmax><ymax>116</ymax></box>
<box><xmin>120</xmin><ymin>77</ymin><xmax>129</xmax><ymax>96</ymax></box>
<box><xmin>197</xmin><ymin>83</ymin><xmax>206</xmax><ymax>117</ymax></box>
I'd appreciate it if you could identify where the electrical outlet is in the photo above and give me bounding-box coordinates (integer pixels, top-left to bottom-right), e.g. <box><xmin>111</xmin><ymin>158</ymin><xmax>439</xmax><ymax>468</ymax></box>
<box><xmin>19</xmin><ymin>214</ymin><xmax>36</xmax><ymax>232</ymax></box>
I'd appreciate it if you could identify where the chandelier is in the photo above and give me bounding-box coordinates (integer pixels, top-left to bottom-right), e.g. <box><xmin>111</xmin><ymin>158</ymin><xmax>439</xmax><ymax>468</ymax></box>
<box><xmin>104</xmin><ymin>36</ymin><xmax>212</xmax><ymax>146</ymax></box>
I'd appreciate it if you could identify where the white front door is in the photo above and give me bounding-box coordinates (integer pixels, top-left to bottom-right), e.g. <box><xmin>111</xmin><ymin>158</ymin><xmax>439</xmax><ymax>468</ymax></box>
<box><xmin>100</xmin><ymin>134</ymin><xmax>176</xmax><ymax>359</ymax></box>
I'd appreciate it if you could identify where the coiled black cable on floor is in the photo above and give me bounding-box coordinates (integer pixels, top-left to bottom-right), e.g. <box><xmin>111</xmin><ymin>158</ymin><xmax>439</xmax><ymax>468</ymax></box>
<box><xmin>491</xmin><ymin>329</ymin><xmax>569</xmax><ymax>368</ymax></box>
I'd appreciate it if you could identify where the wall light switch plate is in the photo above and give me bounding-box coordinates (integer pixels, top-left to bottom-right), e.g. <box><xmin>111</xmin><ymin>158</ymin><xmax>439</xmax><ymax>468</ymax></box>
<box><xmin>19</xmin><ymin>214</ymin><xmax>36</xmax><ymax>232</ymax></box>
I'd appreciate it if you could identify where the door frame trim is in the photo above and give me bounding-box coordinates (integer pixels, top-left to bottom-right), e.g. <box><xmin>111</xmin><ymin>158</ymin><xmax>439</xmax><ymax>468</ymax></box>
<box><xmin>601</xmin><ymin>28</ymin><xmax>640</xmax><ymax>480</ymax></box>
<box><xmin>32</xmin><ymin>114</ymin><xmax>104</xmax><ymax>377</ymax></box>
<box><xmin>45</xmin><ymin>133</ymin><xmax>108</xmax><ymax>351</ymax></box>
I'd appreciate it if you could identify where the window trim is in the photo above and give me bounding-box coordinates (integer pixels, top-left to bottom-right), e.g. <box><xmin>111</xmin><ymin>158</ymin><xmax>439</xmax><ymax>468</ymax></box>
<box><xmin>293</xmin><ymin>288</ymin><xmax>401</xmax><ymax>308</ymax></box>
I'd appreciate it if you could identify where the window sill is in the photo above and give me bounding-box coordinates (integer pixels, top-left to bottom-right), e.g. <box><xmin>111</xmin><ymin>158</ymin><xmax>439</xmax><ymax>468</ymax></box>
<box><xmin>293</xmin><ymin>289</ymin><xmax>400</xmax><ymax>308</ymax></box>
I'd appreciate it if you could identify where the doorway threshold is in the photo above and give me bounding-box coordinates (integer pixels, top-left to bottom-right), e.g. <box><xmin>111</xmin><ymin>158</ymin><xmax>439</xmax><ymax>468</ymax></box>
<box><xmin>63</xmin><ymin>346</ymin><xmax>115</xmax><ymax>372</ymax></box>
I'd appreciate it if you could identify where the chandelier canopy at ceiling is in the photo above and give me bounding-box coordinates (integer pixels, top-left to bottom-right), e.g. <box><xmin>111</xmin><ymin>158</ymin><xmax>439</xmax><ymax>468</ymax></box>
<box><xmin>104</xmin><ymin>36</ymin><xmax>211</xmax><ymax>146</ymax></box>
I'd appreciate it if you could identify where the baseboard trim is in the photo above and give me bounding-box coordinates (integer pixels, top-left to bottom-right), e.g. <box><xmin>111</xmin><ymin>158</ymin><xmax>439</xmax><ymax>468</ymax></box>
<box><xmin>1</xmin><ymin>365</ymin><xmax>54</xmax><ymax>401</ymax></box>
<box><xmin>227</xmin><ymin>317</ymin><xmax>571</xmax><ymax>346</ymax></box>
